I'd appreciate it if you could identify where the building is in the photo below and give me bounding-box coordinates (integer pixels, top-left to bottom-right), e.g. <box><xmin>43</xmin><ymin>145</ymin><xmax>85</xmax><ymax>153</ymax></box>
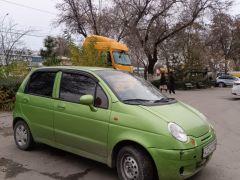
<box><xmin>0</xmin><ymin>48</ymin><xmax>43</xmax><ymax>66</ymax></box>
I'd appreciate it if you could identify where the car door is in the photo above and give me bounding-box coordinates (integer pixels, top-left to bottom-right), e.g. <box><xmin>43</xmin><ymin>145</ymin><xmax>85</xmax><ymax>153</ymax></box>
<box><xmin>228</xmin><ymin>76</ymin><xmax>237</xmax><ymax>86</ymax></box>
<box><xmin>21</xmin><ymin>70</ymin><xmax>57</xmax><ymax>143</ymax></box>
<box><xmin>54</xmin><ymin>71</ymin><xmax>111</xmax><ymax>158</ymax></box>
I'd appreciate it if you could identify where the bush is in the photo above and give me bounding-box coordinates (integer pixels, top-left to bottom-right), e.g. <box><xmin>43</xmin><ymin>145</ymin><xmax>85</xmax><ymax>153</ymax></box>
<box><xmin>204</xmin><ymin>80</ymin><xmax>216</xmax><ymax>87</ymax></box>
<box><xmin>175</xmin><ymin>81</ymin><xmax>187</xmax><ymax>90</ymax></box>
<box><xmin>0</xmin><ymin>63</ymin><xmax>29</xmax><ymax>78</ymax></box>
<box><xmin>0</xmin><ymin>77</ymin><xmax>23</xmax><ymax>111</ymax></box>
<box><xmin>151</xmin><ymin>80</ymin><xmax>215</xmax><ymax>90</ymax></box>
<box><xmin>151</xmin><ymin>80</ymin><xmax>190</xmax><ymax>90</ymax></box>
<box><xmin>151</xmin><ymin>80</ymin><xmax>160</xmax><ymax>89</ymax></box>
<box><xmin>43</xmin><ymin>57</ymin><xmax>61</xmax><ymax>66</ymax></box>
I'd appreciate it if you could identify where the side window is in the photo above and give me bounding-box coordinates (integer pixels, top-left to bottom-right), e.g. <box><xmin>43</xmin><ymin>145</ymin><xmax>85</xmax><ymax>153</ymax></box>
<box><xmin>106</xmin><ymin>52</ymin><xmax>112</xmax><ymax>66</ymax></box>
<box><xmin>26</xmin><ymin>71</ymin><xmax>56</xmax><ymax>97</ymax></box>
<box><xmin>95</xmin><ymin>85</ymin><xmax>108</xmax><ymax>109</ymax></box>
<box><xmin>60</xmin><ymin>72</ymin><xmax>96</xmax><ymax>103</ymax></box>
<box><xmin>100</xmin><ymin>51</ymin><xmax>112</xmax><ymax>66</ymax></box>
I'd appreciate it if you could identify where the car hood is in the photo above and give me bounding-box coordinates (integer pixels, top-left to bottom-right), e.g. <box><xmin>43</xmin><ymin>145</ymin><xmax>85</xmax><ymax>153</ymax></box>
<box><xmin>139</xmin><ymin>101</ymin><xmax>210</xmax><ymax>138</ymax></box>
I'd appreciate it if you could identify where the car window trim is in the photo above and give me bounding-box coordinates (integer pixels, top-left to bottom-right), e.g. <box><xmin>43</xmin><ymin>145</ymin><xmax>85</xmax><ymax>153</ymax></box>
<box><xmin>58</xmin><ymin>70</ymin><xmax>109</xmax><ymax>110</ymax></box>
<box><xmin>24</xmin><ymin>70</ymin><xmax>58</xmax><ymax>99</ymax></box>
<box><xmin>94</xmin><ymin>84</ymin><xmax>109</xmax><ymax>109</ymax></box>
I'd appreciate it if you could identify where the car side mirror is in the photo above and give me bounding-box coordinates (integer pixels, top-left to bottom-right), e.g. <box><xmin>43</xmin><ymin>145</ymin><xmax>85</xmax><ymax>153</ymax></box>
<box><xmin>79</xmin><ymin>95</ymin><xmax>97</xmax><ymax>112</ymax></box>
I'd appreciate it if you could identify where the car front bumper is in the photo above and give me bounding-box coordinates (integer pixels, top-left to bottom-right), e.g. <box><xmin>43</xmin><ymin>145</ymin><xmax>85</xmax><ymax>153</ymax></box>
<box><xmin>149</xmin><ymin>132</ymin><xmax>216</xmax><ymax>180</ymax></box>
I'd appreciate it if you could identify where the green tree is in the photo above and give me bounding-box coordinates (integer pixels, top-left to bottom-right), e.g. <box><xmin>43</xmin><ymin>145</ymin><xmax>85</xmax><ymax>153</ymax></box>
<box><xmin>40</xmin><ymin>36</ymin><xmax>57</xmax><ymax>58</ymax></box>
<box><xmin>40</xmin><ymin>35</ymin><xmax>71</xmax><ymax>66</ymax></box>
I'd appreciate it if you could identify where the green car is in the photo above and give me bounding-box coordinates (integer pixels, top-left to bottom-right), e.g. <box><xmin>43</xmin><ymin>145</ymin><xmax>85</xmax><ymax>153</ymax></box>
<box><xmin>13</xmin><ymin>66</ymin><xmax>216</xmax><ymax>180</ymax></box>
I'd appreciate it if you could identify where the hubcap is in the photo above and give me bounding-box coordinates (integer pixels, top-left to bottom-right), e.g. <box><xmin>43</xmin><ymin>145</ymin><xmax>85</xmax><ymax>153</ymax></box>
<box><xmin>15</xmin><ymin>125</ymin><xmax>28</xmax><ymax>147</ymax></box>
<box><xmin>121</xmin><ymin>155</ymin><xmax>139</xmax><ymax>180</ymax></box>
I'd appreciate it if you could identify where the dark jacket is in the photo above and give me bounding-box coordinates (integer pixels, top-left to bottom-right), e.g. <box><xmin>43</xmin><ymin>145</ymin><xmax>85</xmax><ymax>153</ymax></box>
<box><xmin>159</xmin><ymin>75</ymin><xmax>167</xmax><ymax>85</ymax></box>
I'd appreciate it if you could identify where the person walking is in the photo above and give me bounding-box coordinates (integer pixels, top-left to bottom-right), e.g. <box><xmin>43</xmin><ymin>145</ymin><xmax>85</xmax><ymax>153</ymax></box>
<box><xmin>159</xmin><ymin>72</ymin><xmax>168</xmax><ymax>92</ymax></box>
<box><xmin>168</xmin><ymin>71</ymin><xmax>176</xmax><ymax>94</ymax></box>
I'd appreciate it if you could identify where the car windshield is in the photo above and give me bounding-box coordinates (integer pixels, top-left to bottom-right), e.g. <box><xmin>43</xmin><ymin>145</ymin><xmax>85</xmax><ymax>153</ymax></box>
<box><xmin>113</xmin><ymin>51</ymin><xmax>132</xmax><ymax>66</ymax></box>
<box><xmin>96</xmin><ymin>70</ymin><xmax>172</xmax><ymax>105</ymax></box>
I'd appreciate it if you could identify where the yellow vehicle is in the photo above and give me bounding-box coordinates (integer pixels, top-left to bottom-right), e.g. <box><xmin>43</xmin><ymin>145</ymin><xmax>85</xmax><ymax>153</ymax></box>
<box><xmin>83</xmin><ymin>35</ymin><xmax>133</xmax><ymax>73</ymax></box>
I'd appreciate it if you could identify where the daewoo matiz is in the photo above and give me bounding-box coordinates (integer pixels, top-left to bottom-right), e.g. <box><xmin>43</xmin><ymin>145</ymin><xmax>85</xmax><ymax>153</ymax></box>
<box><xmin>13</xmin><ymin>67</ymin><xmax>217</xmax><ymax>180</ymax></box>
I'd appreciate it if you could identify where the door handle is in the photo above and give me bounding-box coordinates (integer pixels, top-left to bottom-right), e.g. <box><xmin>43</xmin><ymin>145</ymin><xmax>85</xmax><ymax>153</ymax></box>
<box><xmin>22</xmin><ymin>97</ymin><xmax>30</xmax><ymax>103</ymax></box>
<box><xmin>57</xmin><ymin>104</ymin><xmax>66</xmax><ymax>110</ymax></box>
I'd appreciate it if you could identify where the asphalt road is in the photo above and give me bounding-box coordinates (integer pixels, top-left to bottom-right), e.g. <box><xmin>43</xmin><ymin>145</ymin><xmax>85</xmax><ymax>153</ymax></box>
<box><xmin>0</xmin><ymin>88</ymin><xmax>240</xmax><ymax>180</ymax></box>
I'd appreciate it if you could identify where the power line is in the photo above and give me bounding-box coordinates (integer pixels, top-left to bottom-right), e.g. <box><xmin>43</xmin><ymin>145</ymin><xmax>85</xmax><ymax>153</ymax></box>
<box><xmin>0</xmin><ymin>30</ymin><xmax>54</xmax><ymax>38</ymax></box>
<box><xmin>0</xmin><ymin>0</ymin><xmax>56</xmax><ymax>15</ymax></box>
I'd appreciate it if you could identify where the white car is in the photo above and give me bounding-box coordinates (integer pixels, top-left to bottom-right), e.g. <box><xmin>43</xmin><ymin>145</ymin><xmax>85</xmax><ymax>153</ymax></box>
<box><xmin>232</xmin><ymin>80</ymin><xmax>240</xmax><ymax>96</ymax></box>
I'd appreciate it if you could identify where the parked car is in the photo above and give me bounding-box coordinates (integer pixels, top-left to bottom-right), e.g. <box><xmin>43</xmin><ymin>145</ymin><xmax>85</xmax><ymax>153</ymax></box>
<box><xmin>216</xmin><ymin>75</ymin><xmax>239</xmax><ymax>87</ymax></box>
<box><xmin>232</xmin><ymin>79</ymin><xmax>240</xmax><ymax>96</ymax></box>
<box><xmin>13</xmin><ymin>67</ymin><xmax>217</xmax><ymax>180</ymax></box>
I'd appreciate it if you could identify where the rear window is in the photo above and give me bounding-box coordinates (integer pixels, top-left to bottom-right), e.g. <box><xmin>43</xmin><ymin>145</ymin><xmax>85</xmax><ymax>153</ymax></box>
<box><xmin>25</xmin><ymin>71</ymin><xmax>56</xmax><ymax>97</ymax></box>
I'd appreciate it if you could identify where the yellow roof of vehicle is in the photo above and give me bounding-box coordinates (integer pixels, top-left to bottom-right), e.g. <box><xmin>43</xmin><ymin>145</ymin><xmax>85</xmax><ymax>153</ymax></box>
<box><xmin>83</xmin><ymin>35</ymin><xmax>129</xmax><ymax>52</ymax></box>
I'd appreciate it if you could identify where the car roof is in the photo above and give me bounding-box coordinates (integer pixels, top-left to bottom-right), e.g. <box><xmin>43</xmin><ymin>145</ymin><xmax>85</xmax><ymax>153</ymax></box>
<box><xmin>33</xmin><ymin>66</ymin><xmax>114</xmax><ymax>73</ymax></box>
<box><xmin>218</xmin><ymin>75</ymin><xmax>234</xmax><ymax>77</ymax></box>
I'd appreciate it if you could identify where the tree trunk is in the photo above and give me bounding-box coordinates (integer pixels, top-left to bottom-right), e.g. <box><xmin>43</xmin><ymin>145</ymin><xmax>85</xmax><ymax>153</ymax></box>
<box><xmin>147</xmin><ymin>44</ymin><xmax>158</xmax><ymax>75</ymax></box>
<box><xmin>147</xmin><ymin>55</ymin><xmax>155</xmax><ymax>75</ymax></box>
<box><xmin>166</xmin><ymin>57</ymin><xmax>170</xmax><ymax>73</ymax></box>
<box><xmin>224</xmin><ymin>57</ymin><xmax>228</xmax><ymax>74</ymax></box>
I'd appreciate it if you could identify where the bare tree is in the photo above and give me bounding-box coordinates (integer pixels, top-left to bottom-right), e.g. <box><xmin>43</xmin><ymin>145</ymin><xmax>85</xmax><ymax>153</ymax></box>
<box><xmin>230</xmin><ymin>16</ymin><xmax>240</xmax><ymax>70</ymax></box>
<box><xmin>56</xmin><ymin>0</ymin><xmax>127</xmax><ymax>41</ymax></box>
<box><xmin>0</xmin><ymin>17</ymin><xmax>32</xmax><ymax>65</ymax></box>
<box><xmin>208</xmin><ymin>12</ymin><xmax>234</xmax><ymax>74</ymax></box>
<box><xmin>114</xmin><ymin>0</ymin><xmax>232</xmax><ymax>74</ymax></box>
<box><xmin>125</xmin><ymin>35</ymin><xmax>149</xmax><ymax>79</ymax></box>
<box><xmin>56</xmin><ymin>0</ymin><xmax>106</xmax><ymax>37</ymax></box>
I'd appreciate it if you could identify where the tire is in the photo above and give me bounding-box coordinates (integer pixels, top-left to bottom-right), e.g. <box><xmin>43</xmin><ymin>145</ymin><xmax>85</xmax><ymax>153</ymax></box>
<box><xmin>218</xmin><ymin>82</ymin><xmax>225</xmax><ymax>88</ymax></box>
<box><xmin>116</xmin><ymin>146</ymin><xmax>154</xmax><ymax>180</ymax></box>
<box><xmin>14</xmin><ymin>120</ymin><xmax>34</xmax><ymax>150</ymax></box>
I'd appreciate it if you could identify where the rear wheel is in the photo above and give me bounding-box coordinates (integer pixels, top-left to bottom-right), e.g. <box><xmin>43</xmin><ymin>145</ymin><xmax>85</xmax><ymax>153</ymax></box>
<box><xmin>14</xmin><ymin>120</ymin><xmax>34</xmax><ymax>150</ymax></box>
<box><xmin>116</xmin><ymin>146</ymin><xmax>154</xmax><ymax>180</ymax></box>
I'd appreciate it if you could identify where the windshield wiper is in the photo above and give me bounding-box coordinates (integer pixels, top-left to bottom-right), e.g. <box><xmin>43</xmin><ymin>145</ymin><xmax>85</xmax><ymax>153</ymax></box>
<box><xmin>153</xmin><ymin>98</ymin><xmax>175</xmax><ymax>103</ymax></box>
<box><xmin>123</xmin><ymin>99</ymin><xmax>152</xmax><ymax>102</ymax></box>
<box><xmin>122</xmin><ymin>99</ymin><xmax>152</xmax><ymax>105</ymax></box>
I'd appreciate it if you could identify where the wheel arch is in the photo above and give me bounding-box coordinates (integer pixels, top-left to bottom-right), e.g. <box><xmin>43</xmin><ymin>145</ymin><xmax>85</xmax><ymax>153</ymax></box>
<box><xmin>13</xmin><ymin>116</ymin><xmax>31</xmax><ymax>129</ymax></box>
<box><xmin>109</xmin><ymin>140</ymin><xmax>159</xmax><ymax>179</ymax></box>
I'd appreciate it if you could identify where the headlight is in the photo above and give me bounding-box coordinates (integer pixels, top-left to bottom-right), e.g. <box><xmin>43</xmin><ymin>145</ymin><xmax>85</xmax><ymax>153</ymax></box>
<box><xmin>168</xmin><ymin>122</ymin><xmax>188</xmax><ymax>142</ymax></box>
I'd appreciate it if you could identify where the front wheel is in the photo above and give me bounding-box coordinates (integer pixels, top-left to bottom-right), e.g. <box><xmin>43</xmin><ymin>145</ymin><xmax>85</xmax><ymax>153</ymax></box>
<box><xmin>116</xmin><ymin>146</ymin><xmax>154</xmax><ymax>180</ymax></box>
<box><xmin>14</xmin><ymin>120</ymin><xmax>34</xmax><ymax>150</ymax></box>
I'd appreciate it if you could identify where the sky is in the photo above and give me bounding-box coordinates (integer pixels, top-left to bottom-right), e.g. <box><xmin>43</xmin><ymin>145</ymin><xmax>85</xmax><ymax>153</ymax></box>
<box><xmin>0</xmin><ymin>0</ymin><xmax>61</xmax><ymax>51</ymax></box>
<box><xmin>0</xmin><ymin>0</ymin><xmax>240</xmax><ymax>51</ymax></box>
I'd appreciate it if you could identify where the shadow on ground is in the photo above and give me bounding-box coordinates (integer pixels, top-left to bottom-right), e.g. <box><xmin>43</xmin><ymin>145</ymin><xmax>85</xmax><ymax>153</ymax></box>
<box><xmin>222</xmin><ymin>97</ymin><xmax>240</xmax><ymax>101</ymax></box>
<box><xmin>32</xmin><ymin>144</ymin><xmax>117</xmax><ymax>180</ymax></box>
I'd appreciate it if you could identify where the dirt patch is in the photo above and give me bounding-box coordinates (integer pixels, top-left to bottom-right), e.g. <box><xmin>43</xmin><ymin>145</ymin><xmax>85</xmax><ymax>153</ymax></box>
<box><xmin>0</xmin><ymin>157</ymin><xmax>30</xmax><ymax>179</ymax></box>
<box><xmin>0</xmin><ymin>157</ymin><xmax>94</xmax><ymax>180</ymax></box>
